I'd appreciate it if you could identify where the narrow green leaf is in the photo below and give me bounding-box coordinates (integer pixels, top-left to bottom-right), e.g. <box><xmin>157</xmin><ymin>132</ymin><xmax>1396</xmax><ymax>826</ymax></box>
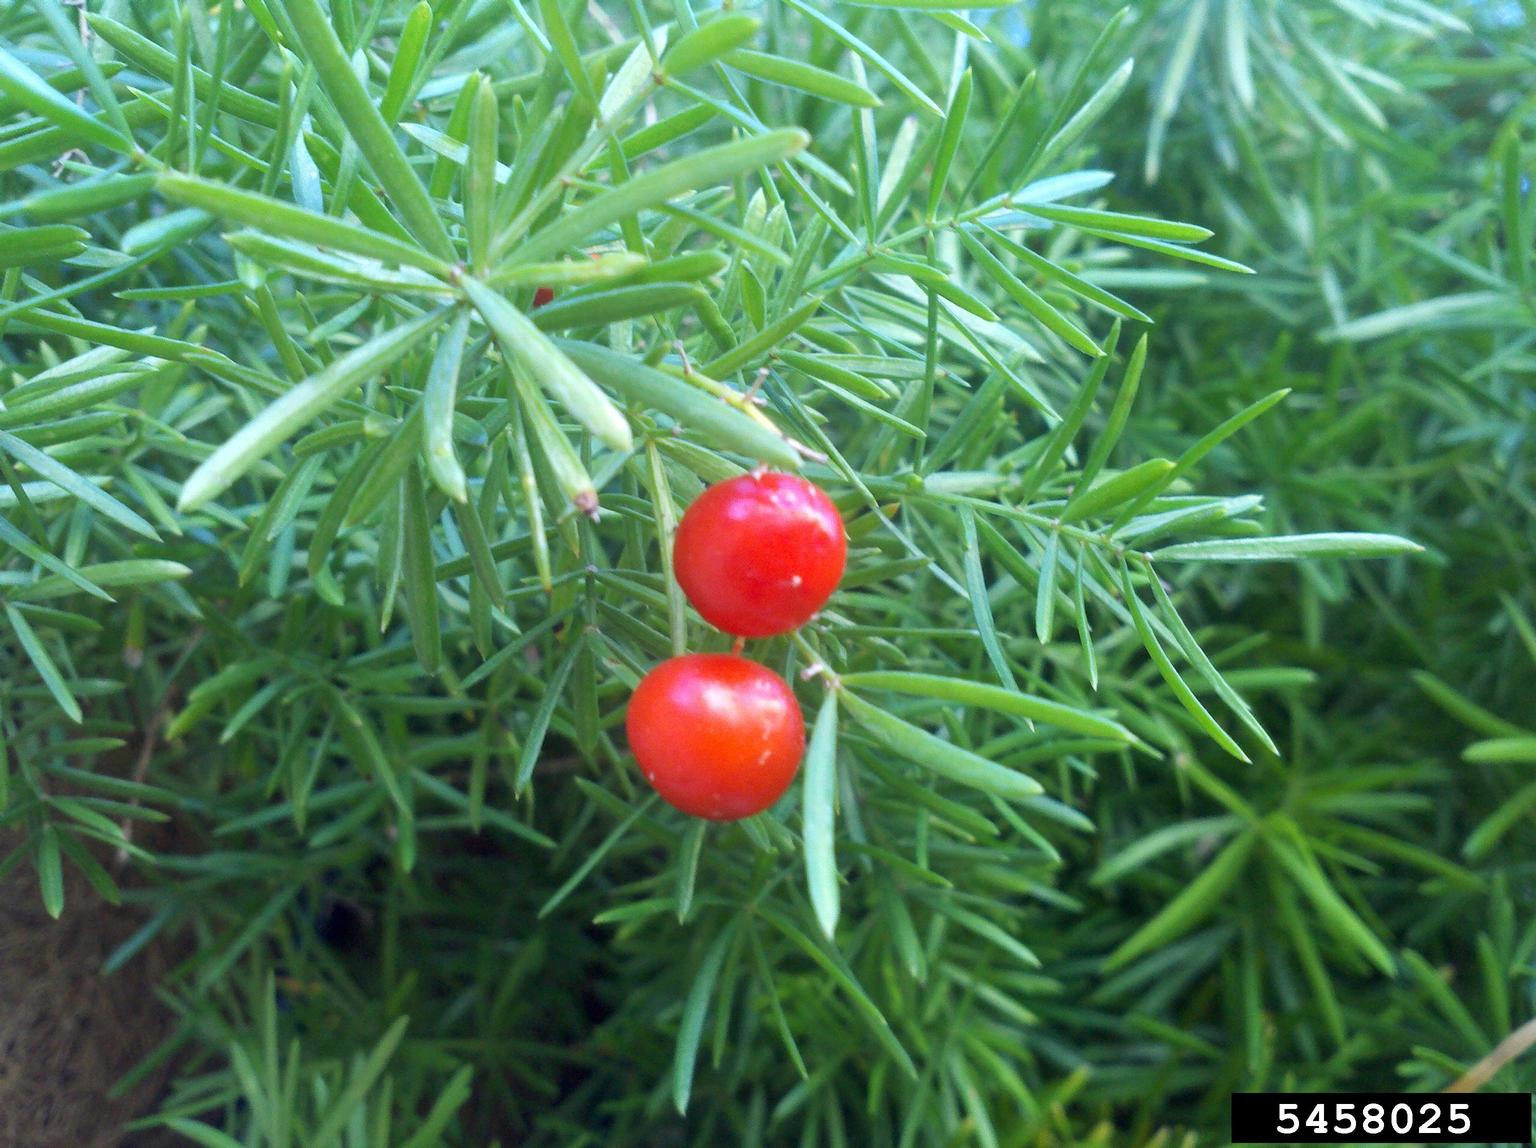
<box><xmin>1465</xmin><ymin>779</ymin><xmax>1536</xmax><ymax>861</ymax></box>
<box><xmin>662</xmin><ymin>13</ymin><xmax>760</xmax><ymax>77</ymax></box>
<box><xmin>462</xmin><ymin>278</ymin><xmax>634</xmax><ymax>453</ymax></box>
<box><xmin>26</xmin><ymin>0</ymin><xmax>129</xmax><ymax>140</ymax></box>
<box><xmin>957</xmin><ymin>230</ymin><xmax>1103</xmax><ymax>356</ymax></box>
<box><xmin>538</xmin><ymin>0</ymin><xmax>600</xmax><ymax>112</ymax></box>
<box><xmin>841</xmin><ymin>690</ymin><xmax>1044</xmax><ymax>800</ymax></box>
<box><xmin>1501</xmin><ymin>133</ymin><xmax>1529</xmax><ymax>293</ymax></box>
<box><xmin>1323</xmin><ymin>292</ymin><xmax>1516</xmax><ymax>342</ymax></box>
<box><xmin>538</xmin><ymin>786</ymin><xmax>656</xmax><ymax>918</ymax></box>
<box><xmin>401</xmin><ymin>465</ymin><xmax>441</xmax><ymax>674</ymax></box>
<box><xmin>513</xmin><ymin>372</ymin><xmax>598</xmax><ymax>516</ymax></box>
<box><xmin>1411</xmin><ymin>672</ymin><xmax>1529</xmax><ymax>740</ymax></box>
<box><xmin>778</xmin><ymin>350</ymin><xmax>895</xmax><ymax>402</ymax></box>
<box><xmin>757</xmin><ymin>904</ymin><xmax>917</xmax><ymax>1076</ymax></box>
<box><xmin>1267</xmin><ymin>827</ymin><xmax>1395</xmax><ymax>976</ymax></box>
<box><xmin>1016</xmin><ymin>341</ymin><xmax>1116</xmax><ymax>502</ymax></box>
<box><xmin>465</xmin><ymin>75</ymin><xmax>498</xmax><ymax>272</ymax></box>
<box><xmin>179</xmin><ymin>308</ymin><xmax>448</xmax><ymax>511</ymax></box>
<box><xmin>1073</xmin><ymin>543</ymin><xmax>1098</xmax><ymax>690</ymax></box>
<box><xmin>516</xmin><ymin>637</ymin><xmax>583</xmax><ymax>792</ymax></box>
<box><xmin>935</xmin><ymin>902</ymin><xmax>1040</xmax><ymax>967</ymax></box>
<box><xmin>675</xmin><ymin>820</ymin><xmax>705</xmax><ymax>922</ymax></box>
<box><xmin>0</xmin><ymin>429</ymin><xmax>158</xmax><ymax>539</ymax></box>
<box><xmin>7</xmin><ymin>603</ymin><xmax>82</xmax><ymax>723</ymax></box>
<box><xmin>158</xmin><ymin>173</ymin><xmax>453</xmax><ymax>277</ymax></box>
<box><xmin>1146</xmin><ymin>574</ymin><xmax>1278</xmax><ymax>757</ymax></box>
<box><xmin>928</xmin><ymin>69</ymin><xmax>972</xmax><ymax>217</ymax></box>
<box><xmin>1146</xmin><ymin>0</ymin><xmax>1208</xmax><ymax>180</ymax></box>
<box><xmin>0</xmin><ymin>223</ymin><xmax>90</xmax><ymax>269</ymax></box>
<box><xmin>507</xmin><ymin>129</ymin><xmax>809</xmax><ymax>263</ymax></box>
<box><xmin>1092</xmin><ymin>815</ymin><xmax>1245</xmax><ymax>886</ymax></box>
<box><xmin>1120</xmin><ymin>561</ymin><xmax>1250</xmax><ymax>763</ymax></box>
<box><xmin>282</xmin><ymin>0</ymin><xmax>455</xmax><ymax>260</ymax></box>
<box><xmin>9</xmin><ymin>172</ymin><xmax>155</xmax><ymax>223</ymax></box>
<box><xmin>559</xmin><ymin>340</ymin><xmax>798</xmax><ymax>468</ymax></box>
<box><xmin>380</xmin><ymin>1</ymin><xmax>433</xmax><ymax>124</ymax></box>
<box><xmin>1080</xmin><ymin>226</ymin><xmax>1254</xmax><ymax>274</ymax></box>
<box><xmin>842</xmin><ymin>0</ymin><xmax>1014</xmax><ymax>8</ymax></box>
<box><xmin>88</xmin><ymin>15</ymin><xmax>280</xmax><ymax>127</ymax></box>
<box><xmin>803</xmin><ymin>693</ymin><xmax>840</xmax><ymax>939</ymax></box>
<box><xmin>398</xmin><ymin>1066</ymin><xmax>475</xmax><ymax>1148</ymax></box>
<box><xmin>784</xmin><ymin>0</ymin><xmax>941</xmax><ymax>116</ymax></box>
<box><xmin>642</xmin><ymin>441</ymin><xmax>686</xmax><ymax>654</ymax></box>
<box><xmin>1061</xmin><ymin>458</ymin><xmax>1175</xmax><ymax>523</ymax></box>
<box><xmin>1077</xmin><ymin>332</ymin><xmax>1145</xmax><ymax>490</ymax></box>
<box><xmin>701</xmin><ymin>294</ymin><xmax>823</xmax><ymax>378</ymax></box>
<box><xmin>36</xmin><ymin>824</ymin><xmax>65</xmax><ymax>917</ymax></box>
<box><xmin>0</xmin><ymin>43</ymin><xmax>129</xmax><ymax>152</ymax></box>
<box><xmin>1150</xmin><ymin>534</ymin><xmax>1423</xmax><ymax>563</ymax></box>
<box><xmin>1035</xmin><ymin>529</ymin><xmax>1059</xmax><ymax>643</ymax></box>
<box><xmin>1024</xmin><ymin>59</ymin><xmax>1135</xmax><ymax>182</ymax></box>
<box><xmin>600</xmin><ymin>27</ymin><xmax>669</xmax><ymax>124</ymax></box>
<box><xmin>960</xmin><ymin>506</ymin><xmax>1016</xmax><ymax>689</ymax></box>
<box><xmin>0</xmin><ymin>515</ymin><xmax>107</xmax><ymax>600</ymax></box>
<box><xmin>422</xmin><ymin>310</ymin><xmax>472</xmax><ymax>502</ymax></box>
<box><xmin>489</xmin><ymin>252</ymin><xmax>649</xmax><ymax>290</ymax></box>
<box><xmin>978</xmin><ymin>224</ymin><xmax>1152</xmax><ymax>324</ymax></box>
<box><xmin>1017</xmin><ymin>201</ymin><xmax>1211</xmax><ymax>242</ymax></box>
<box><xmin>1104</xmin><ymin>829</ymin><xmax>1258</xmax><ymax>970</ymax></box>
<box><xmin>726</xmin><ymin>49</ymin><xmax>881</xmax><ymax>108</ymax></box>
<box><xmin>309</xmin><ymin>1016</ymin><xmax>412</xmax><ymax>1148</ymax></box>
<box><xmin>12</xmin><ymin>559</ymin><xmax>191</xmax><ymax>602</ymax></box>
<box><xmin>839</xmin><ymin>671</ymin><xmax>1134</xmax><ymax>742</ymax></box>
<box><xmin>531</xmin><ymin>283</ymin><xmax>707</xmax><ymax>329</ymax></box>
<box><xmin>673</xmin><ymin>922</ymin><xmax>738</xmax><ymax>1114</ymax></box>
<box><xmin>1464</xmin><ymin>738</ymin><xmax>1536</xmax><ymax>765</ymax></box>
<box><xmin>454</xmin><ymin>492</ymin><xmax>506</xmax><ymax>613</ymax></box>
<box><xmin>1112</xmin><ymin>389</ymin><xmax>1290</xmax><ymax>527</ymax></box>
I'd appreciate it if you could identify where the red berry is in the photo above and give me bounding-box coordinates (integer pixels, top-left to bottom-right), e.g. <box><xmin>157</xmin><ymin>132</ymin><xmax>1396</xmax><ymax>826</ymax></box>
<box><xmin>532</xmin><ymin>286</ymin><xmax>555</xmax><ymax>309</ymax></box>
<box><xmin>626</xmin><ymin>654</ymin><xmax>805</xmax><ymax>821</ymax></box>
<box><xmin>674</xmin><ymin>472</ymin><xmax>846</xmax><ymax>637</ymax></box>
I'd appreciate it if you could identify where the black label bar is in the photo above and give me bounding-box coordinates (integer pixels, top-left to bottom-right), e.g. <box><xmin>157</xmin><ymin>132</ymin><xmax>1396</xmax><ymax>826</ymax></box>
<box><xmin>1231</xmin><ymin>1092</ymin><xmax>1531</xmax><ymax>1143</ymax></box>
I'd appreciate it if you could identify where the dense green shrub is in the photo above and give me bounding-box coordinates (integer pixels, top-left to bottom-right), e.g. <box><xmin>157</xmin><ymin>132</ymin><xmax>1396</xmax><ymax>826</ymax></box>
<box><xmin>0</xmin><ymin>0</ymin><xmax>1530</xmax><ymax>1143</ymax></box>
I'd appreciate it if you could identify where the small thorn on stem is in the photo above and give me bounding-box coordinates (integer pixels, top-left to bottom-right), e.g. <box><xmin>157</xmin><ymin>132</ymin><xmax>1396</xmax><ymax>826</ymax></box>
<box><xmin>789</xmin><ymin>438</ymin><xmax>829</xmax><ymax>464</ymax></box>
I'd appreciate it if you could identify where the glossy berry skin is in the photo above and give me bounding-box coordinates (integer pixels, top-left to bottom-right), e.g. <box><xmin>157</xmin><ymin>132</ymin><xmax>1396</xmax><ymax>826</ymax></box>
<box><xmin>626</xmin><ymin>654</ymin><xmax>805</xmax><ymax>821</ymax></box>
<box><xmin>674</xmin><ymin>472</ymin><xmax>846</xmax><ymax>637</ymax></box>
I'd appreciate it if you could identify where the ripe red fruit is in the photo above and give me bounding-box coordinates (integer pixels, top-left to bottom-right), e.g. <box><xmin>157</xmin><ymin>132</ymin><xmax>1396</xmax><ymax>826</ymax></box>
<box><xmin>674</xmin><ymin>472</ymin><xmax>846</xmax><ymax>638</ymax></box>
<box><xmin>626</xmin><ymin>654</ymin><xmax>805</xmax><ymax>821</ymax></box>
<box><xmin>531</xmin><ymin>286</ymin><xmax>555</xmax><ymax>309</ymax></box>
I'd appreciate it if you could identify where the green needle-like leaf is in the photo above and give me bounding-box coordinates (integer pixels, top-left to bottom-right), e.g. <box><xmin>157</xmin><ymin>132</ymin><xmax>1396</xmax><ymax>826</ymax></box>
<box><xmin>1104</xmin><ymin>829</ymin><xmax>1258</xmax><ymax>970</ymax></box>
<box><xmin>178</xmin><ymin>309</ymin><xmax>449</xmax><ymax>510</ymax></box>
<box><xmin>462</xmin><ymin>278</ymin><xmax>634</xmax><ymax>453</ymax></box>
<box><xmin>279</xmin><ymin>0</ymin><xmax>456</xmax><ymax>260</ymax></box>
<box><xmin>841</xmin><ymin>689</ymin><xmax>1045</xmax><ymax>800</ymax></box>
<box><xmin>802</xmin><ymin>693</ymin><xmax>841</xmax><ymax>939</ymax></box>
<box><xmin>1151</xmin><ymin>534</ymin><xmax>1423</xmax><ymax>563</ymax></box>
<box><xmin>506</xmin><ymin>129</ymin><xmax>809</xmax><ymax>263</ymax></box>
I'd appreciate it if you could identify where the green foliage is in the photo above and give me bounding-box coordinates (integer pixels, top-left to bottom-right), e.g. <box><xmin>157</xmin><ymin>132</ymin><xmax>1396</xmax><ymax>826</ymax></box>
<box><xmin>0</xmin><ymin>0</ymin><xmax>1529</xmax><ymax>1144</ymax></box>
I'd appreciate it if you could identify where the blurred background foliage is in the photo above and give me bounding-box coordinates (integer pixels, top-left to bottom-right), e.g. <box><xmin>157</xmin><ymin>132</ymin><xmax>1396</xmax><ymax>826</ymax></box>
<box><xmin>0</xmin><ymin>0</ymin><xmax>1532</xmax><ymax>1144</ymax></box>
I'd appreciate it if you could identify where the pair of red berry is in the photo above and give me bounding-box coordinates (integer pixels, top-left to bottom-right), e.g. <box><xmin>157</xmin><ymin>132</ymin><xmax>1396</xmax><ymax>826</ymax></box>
<box><xmin>627</xmin><ymin>472</ymin><xmax>846</xmax><ymax>821</ymax></box>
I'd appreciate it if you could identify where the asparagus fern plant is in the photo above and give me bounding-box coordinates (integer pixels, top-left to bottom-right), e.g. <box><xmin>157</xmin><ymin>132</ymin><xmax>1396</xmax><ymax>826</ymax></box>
<box><xmin>0</xmin><ymin>0</ymin><xmax>1528</xmax><ymax>1143</ymax></box>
